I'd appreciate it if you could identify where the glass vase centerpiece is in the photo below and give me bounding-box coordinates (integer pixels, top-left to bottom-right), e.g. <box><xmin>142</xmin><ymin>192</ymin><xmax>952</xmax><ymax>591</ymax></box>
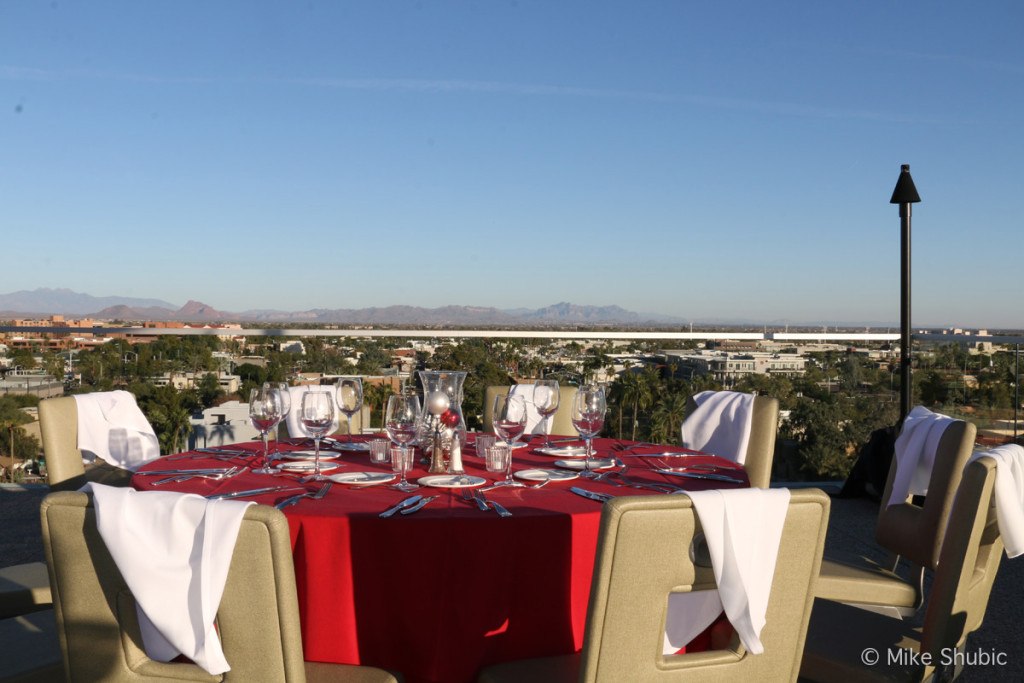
<box><xmin>417</xmin><ymin>370</ymin><xmax>468</xmax><ymax>474</ymax></box>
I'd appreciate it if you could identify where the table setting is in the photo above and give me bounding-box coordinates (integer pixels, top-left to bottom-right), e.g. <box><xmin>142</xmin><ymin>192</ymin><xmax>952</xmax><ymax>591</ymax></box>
<box><xmin>129</xmin><ymin>378</ymin><xmax>748</xmax><ymax>683</ymax></box>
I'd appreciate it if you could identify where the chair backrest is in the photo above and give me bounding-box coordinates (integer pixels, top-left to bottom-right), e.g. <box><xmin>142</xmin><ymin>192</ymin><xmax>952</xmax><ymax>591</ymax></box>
<box><xmin>577</xmin><ymin>488</ymin><xmax>830</xmax><ymax>682</ymax></box>
<box><xmin>683</xmin><ymin>393</ymin><xmax>779</xmax><ymax>488</ymax></box>
<box><xmin>40</xmin><ymin>491</ymin><xmax>308</xmax><ymax>682</ymax></box>
<box><xmin>482</xmin><ymin>385</ymin><xmax>579</xmax><ymax>436</ymax></box>
<box><xmin>875</xmin><ymin>418</ymin><xmax>977</xmax><ymax>570</ymax></box>
<box><xmin>919</xmin><ymin>456</ymin><xmax>1003</xmax><ymax>668</ymax></box>
<box><xmin>38</xmin><ymin>396</ymin><xmax>85</xmax><ymax>489</ymax></box>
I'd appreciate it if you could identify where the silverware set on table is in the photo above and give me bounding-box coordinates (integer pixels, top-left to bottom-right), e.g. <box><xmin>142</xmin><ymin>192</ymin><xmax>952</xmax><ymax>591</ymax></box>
<box><xmin>154</xmin><ymin>442</ymin><xmax>741</xmax><ymax>512</ymax></box>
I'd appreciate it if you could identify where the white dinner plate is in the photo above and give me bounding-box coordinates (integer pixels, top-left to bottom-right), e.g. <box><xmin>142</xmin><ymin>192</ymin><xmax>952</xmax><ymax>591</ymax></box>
<box><xmin>275</xmin><ymin>461</ymin><xmax>342</xmax><ymax>473</ymax></box>
<box><xmin>554</xmin><ymin>458</ymin><xmax>615</xmax><ymax>471</ymax></box>
<box><xmin>535</xmin><ymin>446</ymin><xmax>587</xmax><ymax>457</ymax></box>
<box><xmin>279</xmin><ymin>450</ymin><xmax>341</xmax><ymax>461</ymax></box>
<box><xmin>417</xmin><ymin>474</ymin><xmax>486</xmax><ymax>489</ymax></box>
<box><xmin>328</xmin><ymin>471</ymin><xmax>395</xmax><ymax>485</ymax></box>
<box><xmin>514</xmin><ymin>468</ymin><xmax>579</xmax><ymax>482</ymax></box>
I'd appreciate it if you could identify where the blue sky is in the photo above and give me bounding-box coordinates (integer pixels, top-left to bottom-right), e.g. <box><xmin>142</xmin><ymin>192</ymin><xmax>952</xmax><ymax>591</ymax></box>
<box><xmin>2</xmin><ymin>2</ymin><xmax>1022</xmax><ymax>328</ymax></box>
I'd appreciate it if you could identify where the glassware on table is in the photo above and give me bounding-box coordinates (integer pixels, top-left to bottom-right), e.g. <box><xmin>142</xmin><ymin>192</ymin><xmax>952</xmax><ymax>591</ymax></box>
<box><xmin>385</xmin><ymin>395</ymin><xmax>421</xmax><ymax>450</ymax></box>
<box><xmin>249</xmin><ymin>384</ymin><xmax>284</xmax><ymax>474</ymax></box>
<box><xmin>532</xmin><ymin>380</ymin><xmax>560</xmax><ymax>448</ymax></box>
<box><xmin>571</xmin><ymin>384</ymin><xmax>607</xmax><ymax>478</ymax></box>
<box><xmin>483</xmin><ymin>443</ymin><xmax>510</xmax><ymax>473</ymax></box>
<box><xmin>474</xmin><ymin>434</ymin><xmax>496</xmax><ymax>458</ymax></box>
<box><xmin>489</xmin><ymin>392</ymin><xmax>528</xmax><ymax>488</ymax></box>
<box><xmin>336</xmin><ymin>377</ymin><xmax>363</xmax><ymax>443</ymax></box>
<box><xmin>390</xmin><ymin>446</ymin><xmax>418</xmax><ymax>492</ymax></box>
<box><xmin>368</xmin><ymin>438</ymin><xmax>390</xmax><ymax>464</ymax></box>
<box><xmin>299</xmin><ymin>390</ymin><xmax>335</xmax><ymax>481</ymax></box>
<box><xmin>269</xmin><ymin>382</ymin><xmax>291</xmax><ymax>458</ymax></box>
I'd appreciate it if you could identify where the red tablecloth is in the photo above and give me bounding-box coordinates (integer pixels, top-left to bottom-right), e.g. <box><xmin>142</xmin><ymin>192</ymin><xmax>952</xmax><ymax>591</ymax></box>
<box><xmin>133</xmin><ymin>436</ymin><xmax>747</xmax><ymax>683</ymax></box>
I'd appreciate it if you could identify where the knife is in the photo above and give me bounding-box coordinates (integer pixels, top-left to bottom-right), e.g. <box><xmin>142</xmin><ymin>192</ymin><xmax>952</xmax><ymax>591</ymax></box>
<box><xmin>569</xmin><ymin>486</ymin><xmax>613</xmax><ymax>503</ymax></box>
<box><xmin>379</xmin><ymin>495</ymin><xmax>423</xmax><ymax>518</ymax></box>
<box><xmin>400</xmin><ymin>495</ymin><xmax>439</xmax><ymax>515</ymax></box>
<box><xmin>656</xmin><ymin>470</ymin><xmax>745</xmax><ymax>484</ymax></box>
<box><xmin>206</xmin><ymin>486</ymin><xmax>305</xmax><ymax>500</ymax></box>
<box><xmin>137</xmin><ymin>467</ymin><xmax>233</xmax><ymax>476</ymax></box>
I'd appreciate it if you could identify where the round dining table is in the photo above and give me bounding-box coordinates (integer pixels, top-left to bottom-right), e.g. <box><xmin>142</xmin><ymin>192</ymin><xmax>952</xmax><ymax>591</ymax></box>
<box><xmin>132</xmin><ymin>435</ymin><xmax>748</xmax><ymax>683</ymax></box>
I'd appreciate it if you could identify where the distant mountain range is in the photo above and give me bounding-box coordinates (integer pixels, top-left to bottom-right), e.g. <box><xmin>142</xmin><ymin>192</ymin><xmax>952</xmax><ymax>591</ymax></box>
<box><xmin>0</xmin><ymin>288</ymin><xmax>687</xmax><ymax>327</ymax></box>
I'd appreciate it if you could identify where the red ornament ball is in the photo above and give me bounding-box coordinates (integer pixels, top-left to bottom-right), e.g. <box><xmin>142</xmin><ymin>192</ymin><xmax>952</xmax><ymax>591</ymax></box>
<box><xmin>439</xmin><ymin>409</ymin><xmax>459</xmax><ymax>428</ymax></box>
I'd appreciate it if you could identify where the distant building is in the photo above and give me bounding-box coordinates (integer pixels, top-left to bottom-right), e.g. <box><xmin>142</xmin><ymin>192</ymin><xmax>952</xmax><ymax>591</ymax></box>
<box><xmin>188</xmin><ymin>400</ymin><xmax>259</xmax><ymax>448</ymax></box>
<box><xmin>152</xmin><ymin>372</ymin><xmax>241</xmax><ymax>394</ymax></box>
<box><xmin>661</xmin><ymin>349</ymin><xmax>807</xmax><ymax>384</ymax></box>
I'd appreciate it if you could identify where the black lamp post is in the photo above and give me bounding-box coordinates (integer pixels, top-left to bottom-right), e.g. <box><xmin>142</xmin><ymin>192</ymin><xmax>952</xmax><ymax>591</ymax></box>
<box><xmin>890</xmin><ymin>164</ymin><xmax>921</xmax><ymax>423</ymax></box>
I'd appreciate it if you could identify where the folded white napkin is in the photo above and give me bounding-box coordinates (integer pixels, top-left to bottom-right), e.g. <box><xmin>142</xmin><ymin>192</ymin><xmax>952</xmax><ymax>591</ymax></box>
<box><xmin>509</xmin><ymin>384</ymin><xmax>553</xmax><ymax>435</ymax></box>
<box><xmin>85</xmin><ymin>483</ymin><xmax>253</xmax><ymax>674</ymax></box>
<box><xmin>680</xmin><ymin>391</ymin><xmax>755</xmax><ymax>464</ymax></box>
<box><xmin>73</xmin><ymin>391</ymin><xmax>160</xmax><ymax>471</ymax></box>
<box><xmin>970</xmin><ymin>444</ymin><xmax>1024</xmax><ymax>558</ymax></box>
<box><xmin>887</xmin><ymin>406</ymin><xmax>956</xmax><ymax>507</ymax></box>
<box><xmin>663</xmin><ymin>487</ymin><xmax>791</xmax><ymax>655</ymax></box>
<box><xmin>284</xmin><ymin>386</ymin><xmax>340</xmax><ymax>438</ymax></box>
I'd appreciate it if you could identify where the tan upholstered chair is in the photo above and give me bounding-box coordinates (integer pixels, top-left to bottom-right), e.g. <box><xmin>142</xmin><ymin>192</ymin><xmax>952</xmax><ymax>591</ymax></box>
<box><xmin>40</xmin><ymin>491</ymin><xmax>401</xmax><ymax>682</ymax></box>
<box><xmin>815</xmin><ymin>418</ymin><xmax>977</xmax><ymax>612</ymax></box>
<box><xmin>801</xmin><ymin>456</ymin><xmax>1003</xmax><ymax>682</ymax></box>
<box><xmin>683</xmin><ymin>393</ymin><xmax>780</xmax><ymax>489</ymax></box>
<box><xmin>0</xmin><ymin>395</ymin><xmax>135</xmax><ymax>630</ymax></box>
<box><xmin>478</xmin><ymin>488</ymin><xmax>831</xmax><ymax>683</ymax></box>
<box><xmin>39</xmin><ymin>395</ymin><xmax>134</xmax><ymax>492</ymax></box>
<box><xmin>483</xmin><ymin>385</ymin><xmax>579</xmax><ymax>436</ymax></box>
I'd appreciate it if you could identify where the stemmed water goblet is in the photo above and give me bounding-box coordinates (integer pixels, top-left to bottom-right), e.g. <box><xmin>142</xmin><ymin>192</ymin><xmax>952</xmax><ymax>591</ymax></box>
<box><xmin>571</xmin><ymin>384</ymin><xmax>606</xmax><ymax>478</ymax></box>
<box><xmin>385</xmin><ymin>395</ymin><xmax>421</xmax><ymax>491</ymax></box>
<box><xmin>489</xmin><ymin>392</ymin><xmax>528</xmax><ymax>488</ymax></box>
<box><xmin>336</xmin><ymin>378</ymin><xmax>363</xmax><ymax>443</ymax></box>
<box><xmin>269</xmin><ymin>382</ymin><xmax>291</xmax><ymax>459</ymax></box>
<box><xmin>532</xmin><ymin>379</ymin><xmax>560</xmax><ymax>448</ymax></box>
<box><xmin>299</xmin><ymin>390</ymin><xmax>335</xmax><ymax>482</ymax></box>
<box><xmin>249</xmin><ymin>384</ymin><xmax>284</xmax><ymax>474</ymax></box>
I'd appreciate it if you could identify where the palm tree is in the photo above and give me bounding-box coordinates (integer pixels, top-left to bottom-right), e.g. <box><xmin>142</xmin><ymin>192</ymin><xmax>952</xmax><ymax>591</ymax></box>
<box><xmin>649</xmin><ymin>393</ymin><xmax>689</xmax><ymax>444</ymax></box>
<box><xmin>620</xmin><ymin>370</ymin><xmax>654</xmax><ymax>441</ymax></box>
<box><xmin>363</xmin><ymin>382</ymin><xmax>395</xmax><ymax>429</ymax></box>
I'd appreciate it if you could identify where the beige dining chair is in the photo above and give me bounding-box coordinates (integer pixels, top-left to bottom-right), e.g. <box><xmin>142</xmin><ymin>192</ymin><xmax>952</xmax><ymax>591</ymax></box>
<box><xmin>0</xmin><ymin>395</ymin><xmax>140</xmax><ymax>629</ymax></box>
<box><xmin>801</xmin><ymin>455</ymin><xmax>1004</xmax><ymax>681</ymax></box>
<box><xmin>39</xmin><ymin>395</ymin><xmax>135</xmax><ymax>491</ymax></box>
<box><xmin>682</xmin><ymin>392</ymin><xmax>779</xmax><ymax>489</ymax></box>
<box><xmin>815</xmin><ymin>417</ymin><xmax>976</xmax><ymax>613</ymax></box>
<box><xmin>40</xmin><ymin>491</ymin><xmax>402</xmax><ymax>682</ymax></box>
<box><xmin>482</xmin><ymin>385</ymin><xmax>578</xmax><ymax>436</ymax></box>
<box><xmin>478</xmin><ymin>488</ymin><xmax>830</xmax><ymax>683</ymax></box>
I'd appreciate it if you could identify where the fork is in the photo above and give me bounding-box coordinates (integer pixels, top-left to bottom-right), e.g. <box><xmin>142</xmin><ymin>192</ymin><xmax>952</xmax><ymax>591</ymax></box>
<box><xmin>151</xmin><ymin>466</ymin><xmax>243</xmax><ymax>486</ymax></box>
<box><xmin>275</xmin><ymin>481</ymin><xmax>332</xmax><ymax>509</ymax></box>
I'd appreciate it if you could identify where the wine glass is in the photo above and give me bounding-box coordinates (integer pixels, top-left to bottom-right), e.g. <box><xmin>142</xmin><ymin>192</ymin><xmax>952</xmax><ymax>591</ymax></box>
<box><xmin>249</xmin><ymin>384</ymin><xmax>284</xmax><ymax>474</ymax></box>
<box><xmin>490</xmin><ymin>392</ymin><xmax>528</xmax><ymax>488</ymax></box>
<box><xmin>571</xmin><ymin>384</ymin><xmax>606</xmax><ymax>478</ymax></box>
<box><xmin>300</xmin><ymin>390</ymin><xmax>335</xmax><ymax>481</ymax></box>
<box><xmin>336</xmin><ymin>378</ymin><xmax>363</xmax><ymax>443</ymax></box>
<box><xmin>533</xmin><ymin>380</ymin><xmax>560</xmax><ymax>448</ymax></box>
<box><xmin>269</xmin><ymin>382</ymin><xmax>291</xmax><ymax>459</ymax></box>
<box><xmin>385</xmin><ymin>395</ymin><xmax>421</xmax><ymax>490</ymax></box>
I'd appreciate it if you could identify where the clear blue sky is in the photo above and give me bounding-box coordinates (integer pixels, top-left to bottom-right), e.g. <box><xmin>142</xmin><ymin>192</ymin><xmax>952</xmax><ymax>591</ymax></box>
<box><xmin>2</xmin><ymin>2</ymin><xmax>1022</xmax><ymax>328</ymax></box>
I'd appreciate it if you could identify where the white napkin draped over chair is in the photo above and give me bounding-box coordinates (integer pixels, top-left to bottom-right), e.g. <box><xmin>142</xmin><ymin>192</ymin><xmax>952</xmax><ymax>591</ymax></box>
<box><xmin>509</xmin><ymin>384</ymin><xmax>553</xmax><ymax>435</ymax></box>
<box><xmin>887</xmin><ymin>405</ymin><xmax>956</xmax><ymax>507</ymax></box>
<box><xmin>85</xmin><ymin>483</ymin><xmax>253</xmax><ymax>675</ymax></box>
<box><xmin>680</xmin><ymin>391</ymin><xmax>755</xmax><ymax>464</ymax></box>
<box><xmin>662</xmin><ymin>487</ymin><xmax>791</xmax><ymax>655</ymax></box>
<box><xmin>73</xmin><ymin>390</ymin><xmax>160</xmax><ymax>471</ymax></box>
<box><xmin>285</xmin><ymin>386</ymin><xmax>341</xmax><ymax>437</ymax></box>
<box><xmin>970</xmin><ymin>443</ymin><xmax>1024</xmax><ymax>558</ymax></box>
